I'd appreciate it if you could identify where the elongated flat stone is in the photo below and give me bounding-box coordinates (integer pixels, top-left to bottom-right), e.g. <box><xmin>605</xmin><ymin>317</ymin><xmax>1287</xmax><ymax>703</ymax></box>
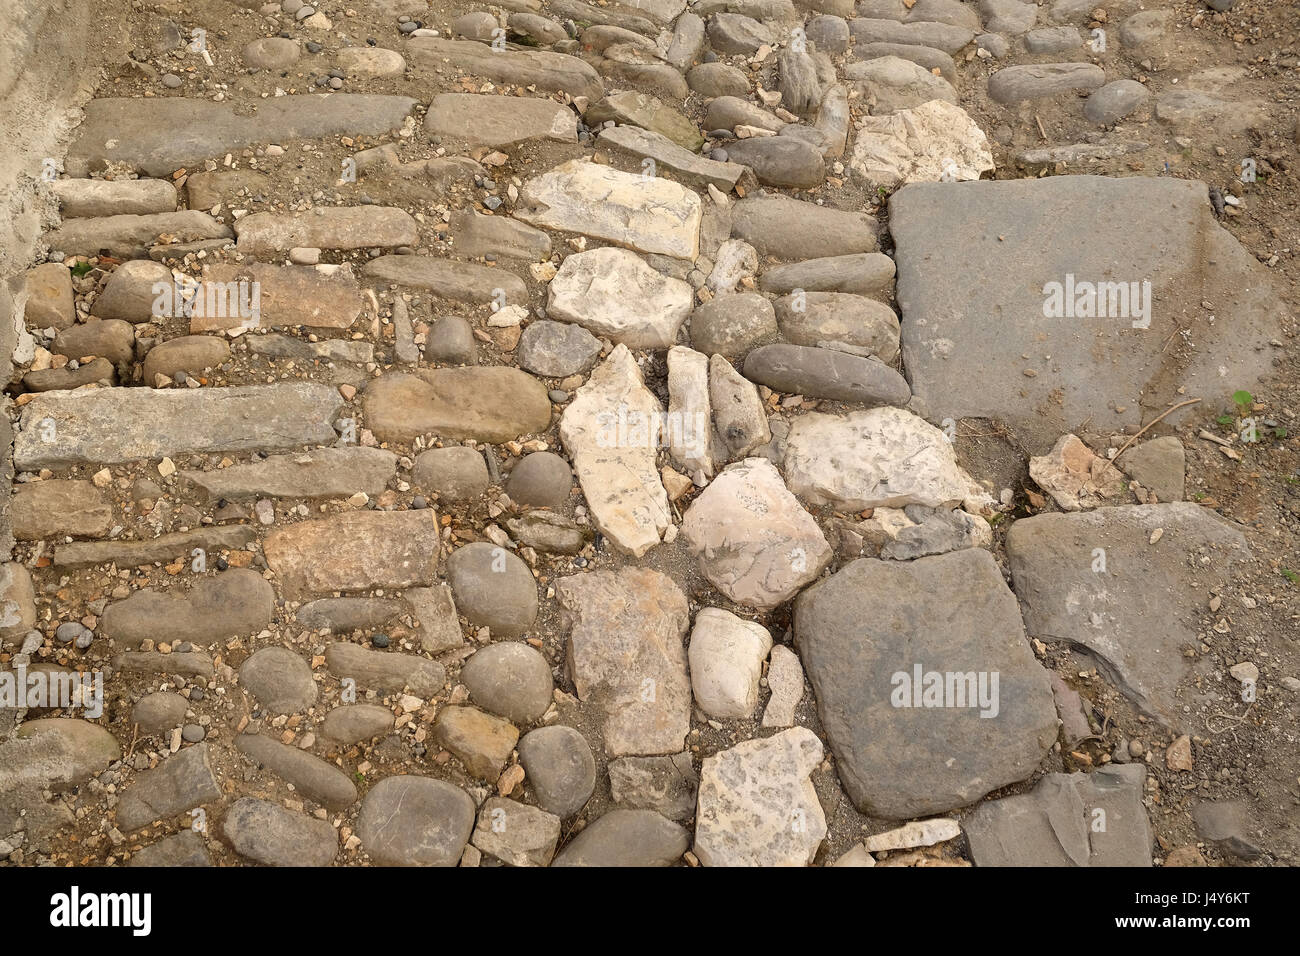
<box><xmin>515</xmin><ymin>159</ymin><xmax>701</xmax><ymax>260</ymax></box>
<box><xmin>116</xmin><ymin>743</ymin><xmax>222</xmax><ymax>831</ymax></box>
<box><xmin>988</xmin><ymin>63</ymin><xmax>1106</xmax><ymax>104</ymax></box>
<box><xmin>66</xmin><ymin>95</ymin><xmax>418</xmax><ymax>176</ymax></box>
<box><xmin>597</xmin><ymin>125</ymin><xmax>748</xmax><ymax>192</ymax></box>
<box><xmin>235</xmin><ymin>207</ymin><xmax>417</xmax><ymax>257</ymax></box>
<box><xmin>53</xmin><ymin>526</ymin><xmax>257</xmax><ymax>569</ymax></box>
<box><xmin>14</xmin><ymin>383</ymin><xmax>343</xmax><ymax>470</ymax></box>
<box><xmin>426</xmin><ymin>93</ymin><xmax>577</xmax><ymax>147</ymax></box>
<box><xmin>264</xmin><ymin>510</ymin><xmax>441</xmax><ymax>597</ymax></box>
<box><xmin>324</xmin><ymin>643</ymin><xmax>447</xmax><ymax>698</ymax></box>
<box><xmin>362</xmin><ymin>255</ymin><xmax>527</xmax><ymax>305</ymax></box>
<box><xmin>407</xmin><ymin>38</ymin><xmax>604</xmax><ymax>100</ymax></box>
<box><xmin>189</xmin><ymin>263</ymin><xmax>363</xmax><ymax>331</ymax></box>
<box><xmin>235</xmin><ymin>734</ymin><xmax>359</xmax><ymax>810</ymax></box>
<box><xmin>45</xmin><ymin>211</ymin><xmax>231</xmax><ymax>259</ymax></box>
<box><xmin>101</xmin><ymin>569</ymin><xmax>273</xmax><ymax>647</ymax></box>
<box><xmin>586</xmin><ymin>92</ymin><xmax>704</xmax><ymax>152</ymax></box>
<box><xmin>11</xmin><ymin>479</ymin><xmax>113</xmax><ymax>540</ymax></box>
<box><xmin>362</xmin><ymin>367</ymin><xmax>551</xmax><ymax>443</ymax></box>
<box><xmin>181</xmin><ymin>447</ymin><xmax>397</xmax><ymax>501</ymax></box>
<box><xmin>449</xmin><ymin>209</ymin><xmax>551</xmax><ymax>262</ymax></box>
<box><xmin>51</xmin><ymin>178</ymin><xmax>178</xmax><ymax>217</ymax></box>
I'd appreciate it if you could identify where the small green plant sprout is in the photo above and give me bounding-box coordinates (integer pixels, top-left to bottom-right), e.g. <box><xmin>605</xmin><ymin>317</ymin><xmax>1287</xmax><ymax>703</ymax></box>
<box><xmin>1232</xmin><ymin>390</ymin><xmax>1254</xmax><ymax>416</ymax></box>
<box><xmin>1282</xmin><ymin>569</ymin><xmax>1298</xmax><ymax>585</ymax></box>
<box><xmin>70</xmin><ymin>260</ymin><xmax>93</xmax><ymax>278</ymax></box>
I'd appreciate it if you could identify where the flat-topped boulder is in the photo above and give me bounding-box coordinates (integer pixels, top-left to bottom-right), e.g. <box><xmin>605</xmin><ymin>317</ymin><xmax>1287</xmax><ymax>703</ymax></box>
<box><xmin>45</xmin><ymin>211</ymin><xmax>231</xmax><ymax>259</ymax></box>
<box><xmin>66</xmin><ymin>95</ymin><xmax>418</xmax><ymax>176</ymax></box>
<box><xmin>14</xmin><ymin>383</ymin><xmax>342</xmax><ymax>469</ymax></box>
<box><xmin>515</xmin><ymin>159</ymin><xmax>701</xmax><ymax>260</ymax></box>
<box><xmin>890</xmin><ymin>176</ymin><xmax>1281</xmax><ymax>451</ymax></box>
<box><xmin>407</xmin><ymin>37</ymin><xmax>604</xmax><ymax>101</ymax></box>
<box><xmin>426</xmin><ymin>93</ymin><xmax>577</xmax><ymax>147</ymax></box>
<box><xmin>181</xmin><ymin>447</ymin><xmax>397</xmax><ymax>501</ymax></box>
<box><xmin>362</xmin><ymin>367</ymin><xmax>551</xmax><ymax>443</ymax></box>
<box><xmin>235</xmin><ymin>734</ymin><xmax>359</xmax><ymax>810</ymax></box>
<box><xmin>235</xmin><ymin>207</ymin><xmax>417</xmax><ymax>257</ymax></box>
<box><xmin>362</xmin><ymin>256</ymin><xmax>527</xmax><ymax>305</ymax></box>
<box><xmin>1005</xmin><ymin>503</ymin><xmax>1251</xmax><ymax>728</ymax></box>
<box><xmin>795</xmin><ymin>549</ymin><xmax>1058</xmax><ymax>818</ymax></box>
<box><xmin>10</xmin><ymin>479</ymin><xmax>113</xmax><ymax>540</ymax></box>
<box><xmin>264</xmin><ymin>510</ymin><xmax>442</xmax><ymax>597</ymax></box>
<box><xmin>586</xmin><ymin>92</ymin><xmax>704</xmax><ymax>152</ymax></box>
<box><xmin>987</xmin><ymin>63</ymin><xmax>1106</xmax><ymax>104</ymax></box>
<box><xmin>324</xmin><ymin>643</ymin><xmax>447</xmax><ymax>698</ymax></box>
<box><xmin>449</xmin><ymin>209</ymin><xmax>551</xmax><ymax>262</ymax></box>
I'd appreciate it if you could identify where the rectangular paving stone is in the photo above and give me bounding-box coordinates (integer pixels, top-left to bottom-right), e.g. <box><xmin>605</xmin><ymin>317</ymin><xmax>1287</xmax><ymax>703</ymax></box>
<box><xmin>362</xmin><ymin>255</ymin><xmax>528</xmax><ymax>304</ymax></box>
<box><xmin>597</xmin><ymin>125</ymin><xmax>749</xmax><ymax>192</ymax></box>
<box><xmin>407</xmin><ymin>38</ymin><xmax>605</xmax><ymax>101</ymax></box>
<box><xmin>14</xmin><ymin>383</ymin><xmax>344</xmax><ymax>470</ymax></box>
<box><xmin>263</xmin><ymin>510</ymin><xmax>441</xmax><ymax>597</ymax></box>
<box><xmin>181</xmin><ymin>447</ymin><xmax>397</xmax><ymax>501</ymax></box>
<box><xmin>890</xmin><ymin>176</ymin><xmax>1280</xmax><ymax>452</ymax></box>
<box><xmin>426</xmin><ymin>93</ymin><xmax>577</xmax><ymax>147</ymax></box>
<box><xmin>235</xmin><ymin>207</ymin><xmax>418</xmax><ymax>258</ymax></box>
<box><xmin>189</xmin><ymin>263</ymin><xmax>363</xmax><ymax>331</ymax></box>
<box><xmin>66</xmin><ymin>95</ymin><xmax>418</xmax><ymax>177</ymax></box>
<box><xmin>45</xmin><ymin>211</ymin><xmax>231</xmax><ymax>259</ymax></box>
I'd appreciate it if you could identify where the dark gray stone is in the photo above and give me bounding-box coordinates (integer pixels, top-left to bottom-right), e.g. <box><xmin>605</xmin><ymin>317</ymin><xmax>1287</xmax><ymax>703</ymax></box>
<box><xmin>412</xmin><ymin>446</ymin><xmax>490</xmax><ymax>503</ymax></box>
<box><xmin>117</xmin><ymin>743</ymin><xmax>223</xmax><ymax>832</ymax></box>
<box><xmin>516</xmin><ymin>320</ymin><xmax>602</xmax><ymax>378</ymax></box>
<box><xmin>1005</xmin><ymin>503</ymin><xmax>1251</xmax><ymax>728</ymax></box>
<box><xmin>743</xmin><ymin>343</ymin><xmax>911</xmax><ymax>406</ymax></box>
<box><xmin>552</xmin><ymin>808</ymin><xmax>688</xmax><ymax>866</ymax></box>
<box><xmin>794</xmin><ymin>550</ymin><xmax>1057</xmax><ymax>818</ymax></box>
<box><xmin>608</xmin><ymin>752</ymin><xmax>698</xmax><ymax>822</ymax></box>
<box><xmin>965</xmin><ymin>764</ymin><xmax>1152</xmax><ymax>866</ymax></box>
<box><xmin>505</xmin><ymin>452</ymin><xmax>573</xmax><ymax>509</ymax></box>
<box><xmin>461</xmin><ymin>642</ymin><xmax>554</xmax><ymax>724</ymax></box>
<box><xmin>446</xmin><ymin>542</ymin><xmax>539</xmax><ymax>638</ymax></box>
<box><xmin>222</xmin><ymin>797</ymin><xmax>338</xmax><ymax>866</ymax></box>
<box><xmin>731</xmin><ymin>195</ymin><xmax>877</xmax><ymax>260</ymax></box>
<box><xmin>517</xmin><ymin>725</ymin><xmax>596</xmax><ymax>817</ymax></box>
<box><xmin>722</xmin><ymin>137</ymin><xmax>825</xmax><ymax>189</ymax></box>
<box><xmin>239</xmin><ymin>646</ymin><xmax>317</xmax><ymax>714</ymax></box>
<box><xmin>688</xmin><ymin>292</ymin><xmax>778</xmax><ymax>360</ymax></box>
<box><xmin>236</xmin><ymin>733</ymin><xmax>359</xmax><ymax>810</ymax></box>
<box><xmin>127</xmin><ymin>831</ymin><xmax>212</xmax><ymax>867</ymax></box>
<box><xmin>890</xmin><ymin>177</ymin><xmax>1281</xmax><ymax>450</ymax></box>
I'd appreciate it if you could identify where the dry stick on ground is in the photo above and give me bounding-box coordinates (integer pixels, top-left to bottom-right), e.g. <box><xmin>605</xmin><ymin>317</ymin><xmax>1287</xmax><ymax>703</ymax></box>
<box><xmin>1097</xmin><ymin>398</ymin><xmax>1202</xmax><ymax>479</ymax></box>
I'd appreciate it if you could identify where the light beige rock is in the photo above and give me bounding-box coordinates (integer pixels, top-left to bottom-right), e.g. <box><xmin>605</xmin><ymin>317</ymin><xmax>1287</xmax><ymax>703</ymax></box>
<box><xmin>850</xmin><ymin>99</ymin><xmax>995</xmax><ymax>189</ymax></box>
<box><xmin>548</xmin><ymin>247</ymin><xmax>693</xmax><ymax>349</ymax></box>
<box><xmin>515</xmin><ymin>159</ymin><xmax>701</xmax><ymax>260</ymax></box>
<box><xmin>559</xmin><ymin>345</ymin><xmax>670</xmax><ymax>557</ymax></box>
<box><xmin>1029</xmin><ymin>433</ymin><xmax>1128</xmax><ymax>511</ymax></box>
<box><xmin>688</xmin><ymin>607</ymin><xmax>773</xmax><ymax>720</ymax></box>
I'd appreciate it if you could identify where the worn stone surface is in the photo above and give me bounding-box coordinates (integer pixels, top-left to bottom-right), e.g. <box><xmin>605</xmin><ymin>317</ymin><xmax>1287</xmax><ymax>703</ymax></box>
<box><xmin>557</xmin><ymin>567</ymin><xmax>691</xmax><ymax>756</ymax></box>
<box><xmin>236</xmin><ymin>733</ymin><xmax>359</xmax><ymax>810</ymax></box>
<box><xmin>552</xmin><ymin>808</ymin><xmax>688</xmax><ymax>866</ymax></box>
<box><xmin>694</xmin><ymin>727</ymin><xmax>826</xmax><ymax>866</ymax></box>
<box><xmin>116</xmin><ymin>743</ymin><xmax>222</xmax><ymax>831</ymax></box>
<box><xmin>794</xmin><ymin>550</ymin><xmax>1058</xmax><ymax>818</ymax></box>
<box><xmin>66</xmin><ymin>95</ymin><xmax>417</xmax><ymax>176</ymax></box>
<box><xmin>730</xmin><ymin>195</ymin><xmax>877</xmax><ymax>259</ymax></box>
<box><xmin>516</xmin><ymin>159</ymin><xmax>701</xmax><ymax>259</ymax></box>
<box><xmin>689</xmin><ymin>607</ymin><xmax>773</xmax><ymax>719</ymax></box>
<box><xmin>427</xmin><ymin>93</ymin><xmax>576</xmax><ymax>146</ymax></box>
<box><xmin>102</xmin><ymin>569</ymin><xmax>274</xmax><ymax>649</ymax></box>
<box><xmin>965</xmin><ymin>765</ymin><xmax>1152</xmax><ymax>866</ymax></box>
<box><xmin>407</xmin><ymin>38</ymin><xmax>604</xmax><ymax>100</ymax></box>
<box><xmin>518</xmin><ymin>725</ymin><xmax>597</xmax><ymax>817</ymax></box>
<box><xmin>363</xmin><ymin>367</ymin><xmax>551</xmax><ymax>444</ymax></box>
<box><xmin>264</xmin><ymin>511</ymin><xmax>441</xmax><ymax>597</ymax></box>
<box><xmin>681</xmin><ymin>458</ymin><xmax>832</xmax><ymax>610</ymax></box>
<box><xmin>362</xmin><ymin>255</ymin><xmax>528</xmax><ymax>305</ymax></box>
<box><xmin>1006</xmin><ymin>503</ymin><xmax>1251</xmax><ymax>727</ymax></box>
<box><xmin>559</xmin><ymin>346</ymin><xmax>671</xmax><ymax>556</ymax></box>
<box><xmin>891</xmin><ymin>177</ymin><xmax>1279</xmax><ymax>451</ymax></box>
<box><xmin>357</xmin><ymin>775</ymin><xmax>476</xmax><ymax>866</ymax></box>
<box><xmin>548</xmin><ymin>247</ymin><xmax>693</xmax><ymax>349</ymax></box>
<box><xmin>445</xmin><ymin>542</ymin><xmax>538</xmax><ymax>638</ymax></box>
<box><xmin>608</xmin><ymin>752</ymin><xmax>698</xmax><ymax>822</ymax></box>
<box><xmin>434</xmin><ymin>706</ymin><xmax>519</xmax><ymax>779</ymax></box>
<box><xmin>850</xmin><ymin>99</ymin><xmax>994</xmax><ymax>188</ymax></box>
<box><xmin>471</xmin><ymin>797</ymin><xmax>562</xmax><ymax>866</ymax></box>
<box><xmin>239</xmin><ymin>646</ymin><xmax>318</xmax><ymax>714</ymax></box>
<box><xmin>14</xmin><ymin>383</ymin><xmax>342</xmax><ymax>470</ymax></box>
<box><xmin>11</xmin><ymin>479</ymin><xmax>112</xmax><ymax>540</ymax></box>
<box><xmin>323</xmin><ymin>643</ymin><xmax>447</xmax><ymax>698</ymax></box>
<box><xmin>223</xmin><ymin>797</ymin><xmax>338</xmax><ymax>866</ymax></box>
<box><xmin>743</xmin><ymin>343</ymin><xmax>911</xmax><ymax>406</ymax></box>
<box><xmin>183</xmin><ymin>447</ymin><xmax>396</xmax><ymax>503</ymax></box>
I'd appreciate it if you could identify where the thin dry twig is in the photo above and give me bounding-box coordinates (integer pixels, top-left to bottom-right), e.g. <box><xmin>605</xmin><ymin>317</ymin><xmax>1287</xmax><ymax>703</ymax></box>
<box><xmin>1097</xmin><ymin>398</ymin><xmax>1202</xmax><ymax>478</ymax></box>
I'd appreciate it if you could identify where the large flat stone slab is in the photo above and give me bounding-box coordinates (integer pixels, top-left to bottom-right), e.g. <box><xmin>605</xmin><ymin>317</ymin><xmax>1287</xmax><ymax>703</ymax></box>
<box><xmin>965</xmin><ymin>764</ymin><xmax>1152</xmax><ymax>866</ymax></box>
<box><xmin>890</xmin><ymin>176</ymin><xmax>1280</xmax><ymax>451</ymax></box>
<box><xmin>14</xmin><ymin>384</ymin><xmax>343</xmax><ymax>469</ymax></box>
<box><xmin>181</xmin><ymin>447</ymin><xmax>397</xmax><ymax>501</ymax></box>
<box><xmin>45</xmin><ymin>211</ymin><xmax>231</xmax><ymax>259</ymax></box>
<box><xmin>426</xmin><ymin>93</ymin><xmax>577</xmax><ymax>147</ymax></box>
<box><xmin>597</xmin><ymin>125</ymin><xmax>747</xmax><ymax>192</ymax></box>
<box><xmin>407</xmin><ymin>38</ymin><xmax>604</xmax><ymax>101</ymax></box>
<box><xmin>1005</xmin><ymin>503</ymin><xmax>1251</xmax><ymax>728</ymax></box>
<box><xmin>515</xmin><ymin>159</ymin><xmax>701</xmax><ymax>260</ymax></box>
<box><xmin>66</xmin><ymin>95</ymin><xmax>418</xmax><ymax>176</ymax></box>
<box><xmin>794</xmin><ymin>549</ymin><xmax>1058</xmax><ymax>818</ymax></box>
<box><xmin>189</xmin><ymin>263</ymin><xmax>363</xmax><ymax>331</ymax></box>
